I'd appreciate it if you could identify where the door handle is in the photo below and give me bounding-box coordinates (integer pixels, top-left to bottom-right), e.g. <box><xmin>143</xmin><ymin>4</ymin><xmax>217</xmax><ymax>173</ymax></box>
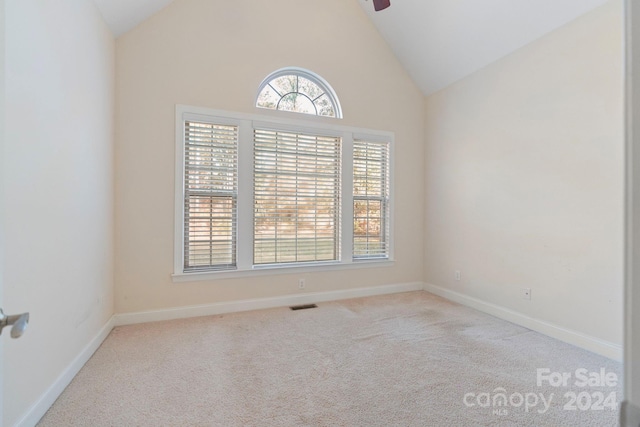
<box><xmin>0</xmin><ymin>309</ymin><xmax>29</xmax><ymax>338</ymax></box>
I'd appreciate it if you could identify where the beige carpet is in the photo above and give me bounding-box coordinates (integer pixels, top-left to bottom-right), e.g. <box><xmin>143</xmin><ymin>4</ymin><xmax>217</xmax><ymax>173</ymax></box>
<box><xmin>38</xmin><ymin>291</ymin><xmax>621</xmax><ymax>426</ymax></box>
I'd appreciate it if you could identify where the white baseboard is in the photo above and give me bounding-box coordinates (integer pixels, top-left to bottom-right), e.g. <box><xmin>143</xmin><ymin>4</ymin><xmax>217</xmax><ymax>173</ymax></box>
<box><xmin>13</xmin><ymin>316</ymin><xmax>116</xmax><ymax>427</ymax></box>
<box><xmin>10</xmin><ymin>281</ymin><xmax>622</xmax><ymax>427</ymax></box>
<box><xmin>423</xmin><ymin>283</ymin><xmax>623</xmax><ymax>361</ymax></box>
<box><xmin>114</xmin><ymin>281</ymin><xmax>424</xmax><ymax>326</ymax></box>
<box><xmin>11</xmin><ymin>282</ymin><xmax>422</xmax><ymax>427</ymax></box>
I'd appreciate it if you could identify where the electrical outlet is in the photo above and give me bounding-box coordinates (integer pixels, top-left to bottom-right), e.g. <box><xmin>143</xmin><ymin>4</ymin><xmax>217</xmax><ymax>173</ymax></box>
<box><xmin>455</xmin><ymin>270</ymin><xmax>461</xmax><ymax>281</ymax></box>
<box><xmin>298</xmin><ymin>279</ymin><xmax>306</xmax><ymax>290</ymax></box>
<box><xmin>522</xmin><ymin>288</ymin><xmax>531</xmax><ymax>300</ymax></box>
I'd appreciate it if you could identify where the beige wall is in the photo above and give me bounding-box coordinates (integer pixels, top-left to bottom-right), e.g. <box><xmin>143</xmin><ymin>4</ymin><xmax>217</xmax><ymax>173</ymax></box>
<box><xmin>115</xmin><ymin>0</ymin><xmax>425</xmax><ymax>313</ymax></box>
<box><xmin>3</xmin><ymin>0</ymin><xmax>115</xmax><ymax>425</ymax></box>
<box><xmin>424</xmin><ymin>0</ymin><xmax>624</xmax><ymax>346</ymax></box>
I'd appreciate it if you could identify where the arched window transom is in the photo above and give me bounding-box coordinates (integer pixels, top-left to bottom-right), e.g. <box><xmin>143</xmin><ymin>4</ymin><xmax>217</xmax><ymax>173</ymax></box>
<box><xmin>256</xmin><ymin>68</ymin><xmax>342</xmax><ymax>118</ymax></box>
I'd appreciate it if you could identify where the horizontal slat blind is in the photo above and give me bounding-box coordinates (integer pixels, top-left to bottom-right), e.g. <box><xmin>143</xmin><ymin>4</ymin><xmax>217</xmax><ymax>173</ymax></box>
<box><xmin>184</xmin><ymin>121</ymin><xmax>238</xmax><ymax>271</ymax></box>
<box><xmin>254</xmin><ymin>129</ymin><xmax>341</xmax><ymax>265</ymax></box>
<box><xmin>353</xmin><ymin>139</ymin><xmax>390</xmax><ymax>259</ymax></box>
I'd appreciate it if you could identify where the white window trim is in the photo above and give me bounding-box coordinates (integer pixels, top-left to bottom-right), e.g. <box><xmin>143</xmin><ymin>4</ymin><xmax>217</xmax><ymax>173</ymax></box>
<box><xmin>256</xmin><ymin>67</ymin><xmax>343</xmax><ymax>119</ymax></box>
<box><xmin>353</xmin><ymin>138</ymin><xmax>391</xmax><ymax>260</ymax></box>
<box><xmin>173</xmin><ymin>105</ymin><xmax>394</xmax><ymax>282</ymax></box>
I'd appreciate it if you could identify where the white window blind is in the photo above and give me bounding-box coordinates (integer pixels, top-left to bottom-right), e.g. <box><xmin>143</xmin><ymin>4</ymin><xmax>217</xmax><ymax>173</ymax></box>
<box><xmin>254</xmin><ymin>128</ymin><xmax>341</xmax><ymax>265</ymax></box>
<box><xmin>353</xmin><ymin>139</ymin><xmax>390</xmax><ymax>259</ymax></box>
<box><xmin>183</xmin><ymin>121</ymin><xmax>238</xmax><ymax>271</ymax></box>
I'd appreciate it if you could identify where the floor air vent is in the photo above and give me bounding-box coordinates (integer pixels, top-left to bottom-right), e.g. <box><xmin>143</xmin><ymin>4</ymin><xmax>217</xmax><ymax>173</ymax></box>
<box><xmin>289</xmin><ymin>304</ymin><xmax>318</xmax><ymax>311</ymax></box>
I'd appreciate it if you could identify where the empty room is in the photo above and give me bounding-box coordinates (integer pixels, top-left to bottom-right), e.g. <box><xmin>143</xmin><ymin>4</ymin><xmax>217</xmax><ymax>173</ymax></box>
<box><xmin>2</xmin><ymin>0</ymin><xmax>637</xmax><ymax>426</ymax></box>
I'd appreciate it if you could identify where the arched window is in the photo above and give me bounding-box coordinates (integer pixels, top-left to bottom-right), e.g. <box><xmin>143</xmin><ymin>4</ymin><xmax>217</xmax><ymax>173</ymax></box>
<box><xmin>256</xmin><ymin>67</ymin><xmax>342</xmax><ymax>118</ymax></box>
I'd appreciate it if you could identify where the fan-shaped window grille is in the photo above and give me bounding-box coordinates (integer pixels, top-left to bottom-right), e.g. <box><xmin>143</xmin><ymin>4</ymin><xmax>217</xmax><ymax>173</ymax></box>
<box><xmin>256</xmin><ymin>68</ymin><xmax>342</xmax><ymax>118</ymax></box>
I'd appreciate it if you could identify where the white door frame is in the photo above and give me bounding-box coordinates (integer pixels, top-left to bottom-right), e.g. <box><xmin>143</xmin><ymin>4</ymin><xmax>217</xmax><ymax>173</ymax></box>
<box><xmin>624</xmin><ymin>0</ymin><xmax>640</xmax><ymax>425</ymax></box>
<box><xmin>0</xmin><ymin>0</ymin><xmax>6</xmax><ymax>423</ymax></box>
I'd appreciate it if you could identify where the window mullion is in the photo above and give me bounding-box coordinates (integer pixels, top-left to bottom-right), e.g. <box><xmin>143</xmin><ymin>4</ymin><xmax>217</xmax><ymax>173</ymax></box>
<box><xmin>175</xmin><ymin>106</ymin><xmax>393</xmax><ymax>277</ymax></box>
<box><xmin>237</xmin><ymin>120</ymin><xmax>254</xmax><ymax>270</ymax></box>
<box><xmin>341</xmin><ymin>133</ymin><xmax>354</xmax><ymax>263</ymax></box>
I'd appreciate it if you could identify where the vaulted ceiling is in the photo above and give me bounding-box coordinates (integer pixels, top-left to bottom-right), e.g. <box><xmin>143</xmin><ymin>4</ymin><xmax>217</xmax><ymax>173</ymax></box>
<box><xmin>357</xmin><ymin>0</ymin><xmax>610</xmax><ymax>95</ymax></box>
<box><xmin>93</xmin><ymin>0</ymin><xmax>611</xmax><ymax>95</ymax></box>
<box><xmin>93</xmin><ymin>0</ymin><xmax>174</xmax><ymax>37</ymax></box>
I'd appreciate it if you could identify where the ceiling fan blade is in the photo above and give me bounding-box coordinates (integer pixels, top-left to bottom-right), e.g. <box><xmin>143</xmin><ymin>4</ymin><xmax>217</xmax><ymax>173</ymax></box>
<box><xmin>372</xmin><ymin>0</ymin><xmax>391</xmax><ymax>12</ymax></box>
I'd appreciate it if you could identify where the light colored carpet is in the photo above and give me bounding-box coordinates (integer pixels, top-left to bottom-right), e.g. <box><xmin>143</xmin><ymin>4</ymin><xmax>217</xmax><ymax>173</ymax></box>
<box><xmin>38</xmin><ymin>291</ymin><xmax>621</xmax><ymax>426</ymax></box>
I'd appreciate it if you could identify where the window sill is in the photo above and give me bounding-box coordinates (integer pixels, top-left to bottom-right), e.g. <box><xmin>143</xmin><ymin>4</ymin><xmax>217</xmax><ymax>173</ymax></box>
<box><xmin>171</xmin><ymin>259</ymin><xmax>395</xmax><ymax>283</ymax></box>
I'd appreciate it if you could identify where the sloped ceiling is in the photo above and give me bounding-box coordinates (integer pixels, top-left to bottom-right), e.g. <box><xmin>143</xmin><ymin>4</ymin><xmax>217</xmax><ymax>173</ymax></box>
<box><xmin>93</xmin><ymin>0</ymin><xmax>175</xmax><ymax>37</ymax></box>
<box><xmin>94</xmin><ymin>0</ymin><xmax>611</xmax><ymax>95</ymax></box>
<box><xmin>358</xmin><ymin>0</ymin><xmax>610</xmax><ymax>95</ymax></box>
